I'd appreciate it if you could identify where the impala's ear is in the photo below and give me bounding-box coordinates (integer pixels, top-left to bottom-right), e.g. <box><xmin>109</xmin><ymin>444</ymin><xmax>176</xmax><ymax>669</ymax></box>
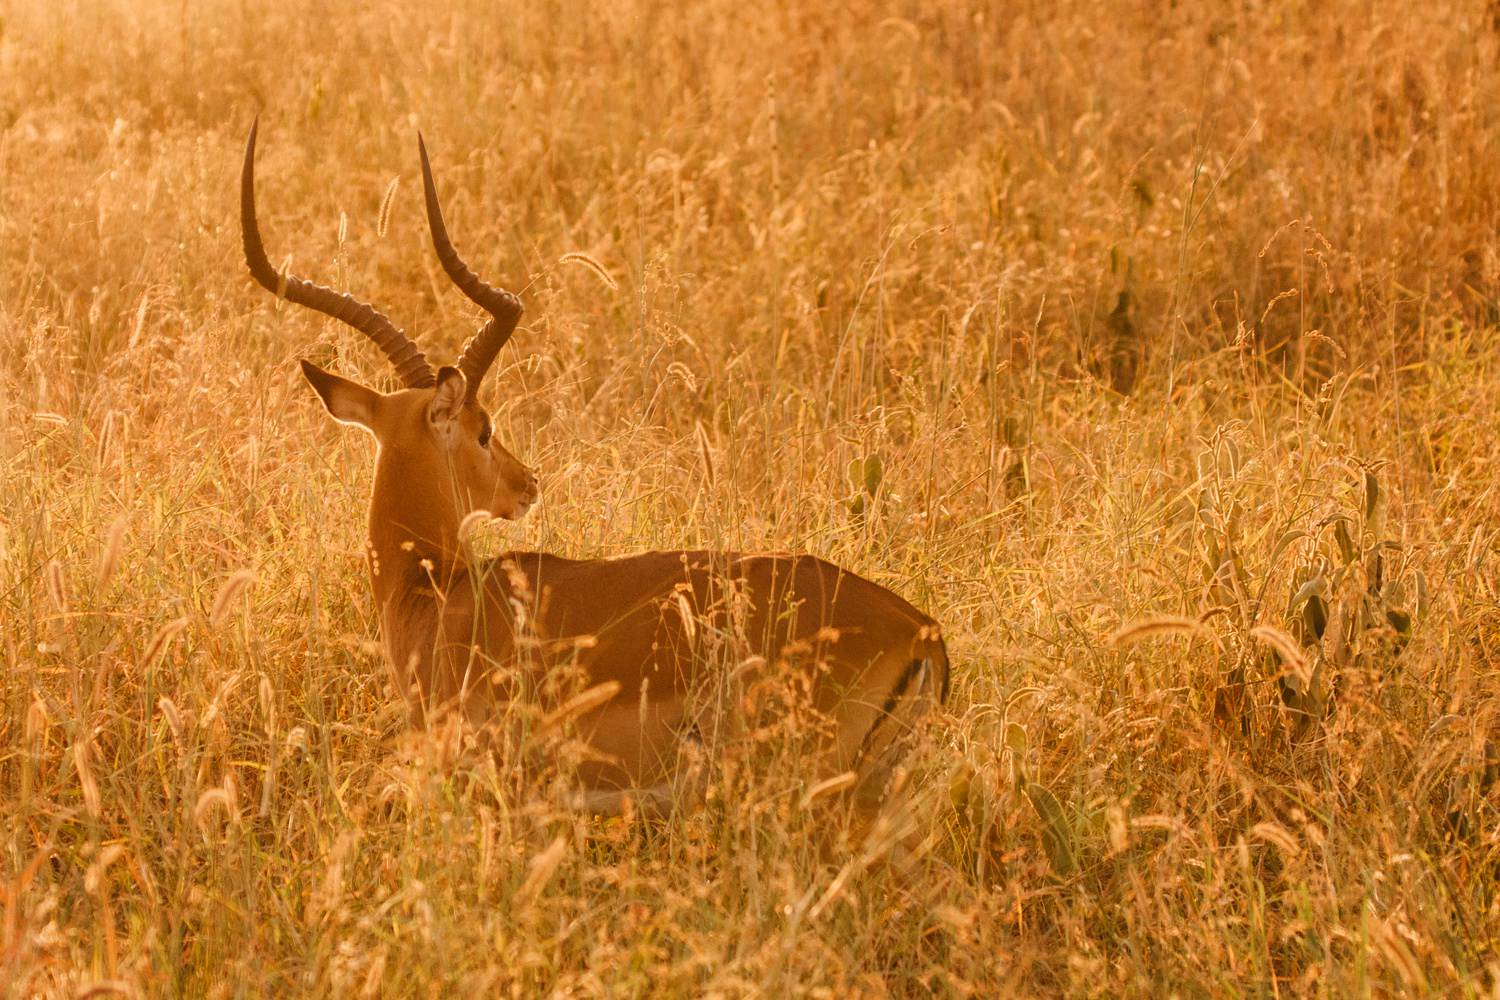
<box><xmin>300</xmin><ymin>359</ymin><xmax>381</xmax><ymax>431</ymax></box>
<box><xmin>427</xmin><ymin>365</ymin><xmax>468</xmax><ymax>428</ymax></box>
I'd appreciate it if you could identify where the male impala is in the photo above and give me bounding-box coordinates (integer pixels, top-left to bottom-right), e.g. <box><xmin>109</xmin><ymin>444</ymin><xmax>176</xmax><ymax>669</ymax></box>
<box><xmin>241</xmin><ymin>122</ymin><xmax>949</xmax><ymax>818</ymax></box>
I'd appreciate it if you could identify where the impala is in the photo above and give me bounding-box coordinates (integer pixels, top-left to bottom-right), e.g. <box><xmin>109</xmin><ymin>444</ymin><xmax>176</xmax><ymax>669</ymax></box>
<box><xmin>240</xmin><ymin>122</ymin><xmax>949</xmax><ymax>818</ymax></box>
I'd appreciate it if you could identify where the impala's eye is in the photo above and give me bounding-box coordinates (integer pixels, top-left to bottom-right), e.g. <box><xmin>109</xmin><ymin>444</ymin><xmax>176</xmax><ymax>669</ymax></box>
<box><xmin>477</xmin><ymin>426</ymin><xmax>492</xmax><ymax>449</ymax></box>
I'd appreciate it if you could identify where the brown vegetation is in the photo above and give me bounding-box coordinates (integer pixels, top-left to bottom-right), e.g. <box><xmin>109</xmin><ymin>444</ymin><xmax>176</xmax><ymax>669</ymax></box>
<box><xmin>2</xmin><ymin>0</ymin><xmax>1499</xmax><ymax>995</ymax></box>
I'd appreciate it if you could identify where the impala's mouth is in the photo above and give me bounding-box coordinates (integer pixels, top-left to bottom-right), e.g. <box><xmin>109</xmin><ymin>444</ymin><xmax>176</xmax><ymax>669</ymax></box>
<box><xmin>509</xmin><ymin>490</ymin><xmax>539</xmax><ymax>520</ymax></box>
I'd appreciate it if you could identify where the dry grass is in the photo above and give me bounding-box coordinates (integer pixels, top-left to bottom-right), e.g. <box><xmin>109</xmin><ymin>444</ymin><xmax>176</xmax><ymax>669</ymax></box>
<box><xmin>3</xmin><ymin>0</ymin><xmax>1500</xmax><ymax>995</ymax></box>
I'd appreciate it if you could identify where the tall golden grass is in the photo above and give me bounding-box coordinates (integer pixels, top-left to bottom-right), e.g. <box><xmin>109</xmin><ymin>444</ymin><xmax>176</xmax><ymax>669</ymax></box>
<box><xmin>3</xmin><ymin>0</ymin><xmax>1499</xmax><ymax>994</ymax></box>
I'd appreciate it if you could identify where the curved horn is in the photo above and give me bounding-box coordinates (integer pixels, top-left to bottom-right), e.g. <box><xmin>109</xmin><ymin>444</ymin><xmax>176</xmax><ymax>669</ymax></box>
<box><xmin>241</xmin><ymin>119</ymin><xmax>435</xmax><ymax>389</ymax></box>
<box><xmin>417</xmin><ymin>133</ymin><xmax>524</xmax><ymax>400</ymax></box>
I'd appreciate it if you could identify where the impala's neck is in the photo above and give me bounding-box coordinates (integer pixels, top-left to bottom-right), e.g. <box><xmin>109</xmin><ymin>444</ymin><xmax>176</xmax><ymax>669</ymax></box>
<box><xmin>366</xmin><ymin>461</ymin><xmax>467</xmax><ymax>603</ymax></box>
<box><xmin>365</xmin><ymin>465</ymin><xmax>474</xmax><ymax>728</ymax></box>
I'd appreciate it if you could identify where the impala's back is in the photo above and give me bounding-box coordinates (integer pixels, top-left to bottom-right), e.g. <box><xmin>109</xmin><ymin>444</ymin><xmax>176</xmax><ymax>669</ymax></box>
<box><xmin>431</xmin><ymin>549</ymin><xmax>949</xmax><ymax>808</ymax></box>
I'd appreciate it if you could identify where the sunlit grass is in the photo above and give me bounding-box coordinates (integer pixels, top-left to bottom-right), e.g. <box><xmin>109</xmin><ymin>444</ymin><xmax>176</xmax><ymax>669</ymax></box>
<box><xmin>3</xmin><ymin>0</ymin><xmax>1499</xmax><ymax>995</ymax></box>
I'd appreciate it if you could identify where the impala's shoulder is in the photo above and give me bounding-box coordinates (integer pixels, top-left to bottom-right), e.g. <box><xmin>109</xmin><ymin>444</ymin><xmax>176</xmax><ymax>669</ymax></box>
<box><xmin>592</xmin><ymin>549</ymin><xmax>739</xmax><ymax>569</ymax></box>
<box><xmin>733</xmin><ymin>551</ymin><xmax>942</xmax><ymax>622</ymax></box>
<box><xmin>479</xmin><ymin>550</ymin><xmax>581</xmax><ymax>576</ymax></box>
<box><xmin>488</xmin><ymin>549</ymin><xmax>551</xmax><ymax>564</ymax></box>
<box><xmin>730</xmin><ymin>551</ymin><xmax>845</xmax><ymax>573</ymax></box>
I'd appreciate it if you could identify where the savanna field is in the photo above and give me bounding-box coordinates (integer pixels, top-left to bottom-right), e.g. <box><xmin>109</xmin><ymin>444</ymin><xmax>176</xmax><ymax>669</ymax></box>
<box><xmin>4</xmin><ymin>0</ymin><xmax>1500</xmax><ymax>995</ymax></box>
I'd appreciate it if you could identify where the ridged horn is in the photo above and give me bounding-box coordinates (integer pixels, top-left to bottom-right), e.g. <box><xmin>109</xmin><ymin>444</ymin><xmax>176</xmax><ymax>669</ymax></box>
<box><xmin>241</xmin><ymin>119</ymin><xmax>435</xmax><ymax>389</ymax></box>
<box><xmin>417</xmin><ymin>133</ymin><xmax>524</xmax><ymax>401</ymax></box>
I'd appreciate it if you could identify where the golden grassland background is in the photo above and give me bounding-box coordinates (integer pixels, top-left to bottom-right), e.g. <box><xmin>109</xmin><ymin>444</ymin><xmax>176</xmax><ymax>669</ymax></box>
<box><xmin>3</xmin><ymin>0</ymin><xmax>1500</xmax><ymax>994</ymax></box>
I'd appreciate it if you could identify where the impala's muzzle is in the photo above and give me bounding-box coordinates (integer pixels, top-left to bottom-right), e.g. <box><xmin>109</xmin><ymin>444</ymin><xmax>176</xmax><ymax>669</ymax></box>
<box><xmin>506</xmin><ymin>471</ymin><xmax>540</xmax><ymax>519</ymax></box>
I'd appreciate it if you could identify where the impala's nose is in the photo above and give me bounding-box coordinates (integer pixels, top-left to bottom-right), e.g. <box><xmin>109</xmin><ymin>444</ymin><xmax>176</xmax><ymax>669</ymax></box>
<box><xmin>511</xmin><ymin>472</ymin><xmax>540</xmax><ymax>518</ymax></box>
